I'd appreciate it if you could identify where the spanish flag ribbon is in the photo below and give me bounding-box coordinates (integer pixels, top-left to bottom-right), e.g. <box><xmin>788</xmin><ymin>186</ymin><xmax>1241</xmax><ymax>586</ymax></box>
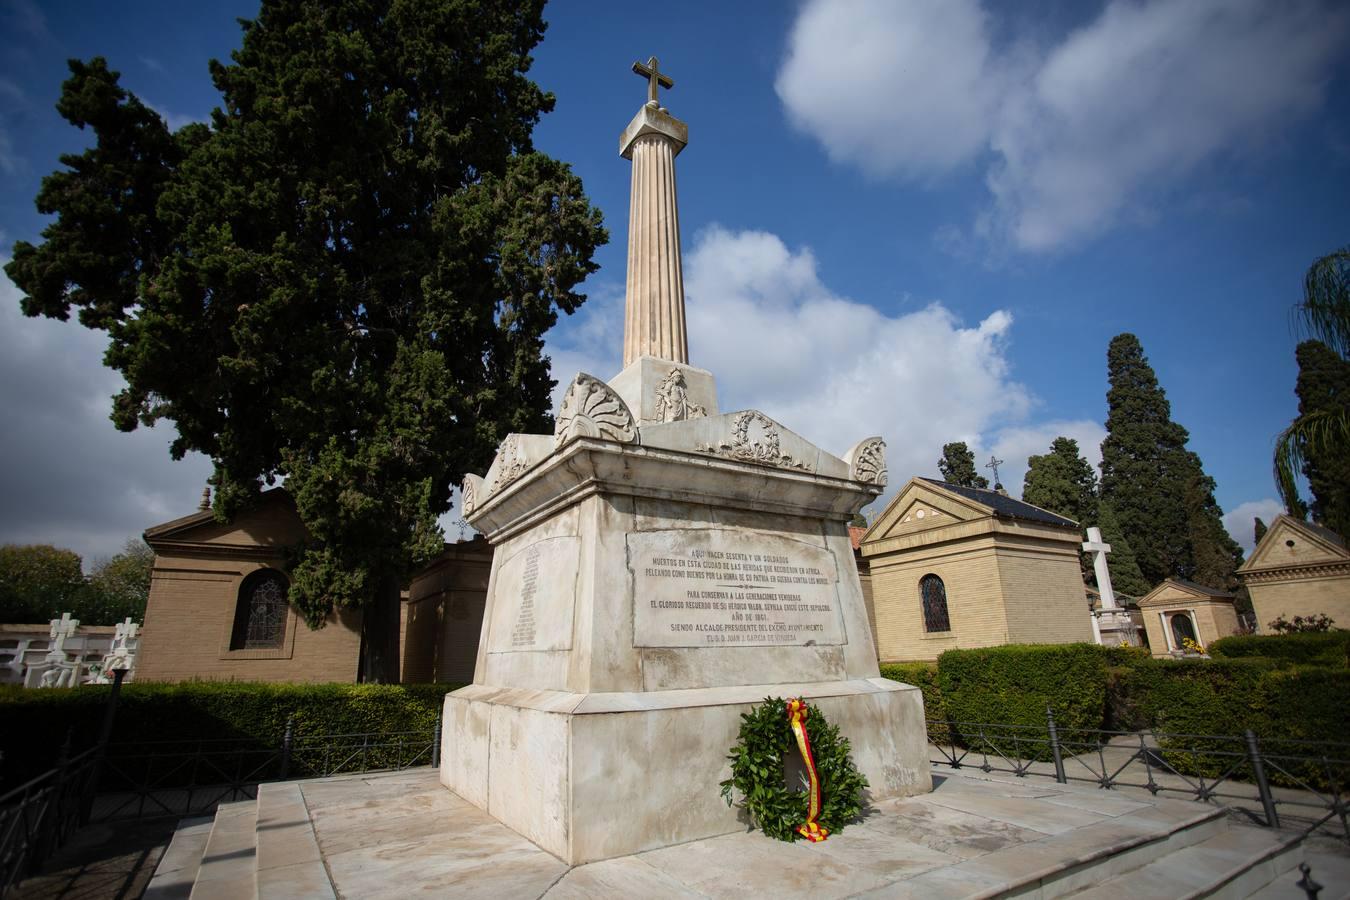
<box><xmin>786</xmin><ymin>698</ymin><xmax>830</xmax><ymax>842</ymax></box>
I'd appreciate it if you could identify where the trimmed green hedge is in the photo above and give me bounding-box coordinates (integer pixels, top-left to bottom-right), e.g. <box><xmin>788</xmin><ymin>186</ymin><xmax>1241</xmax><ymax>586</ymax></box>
<box><xmin>937</xmin><ymin>643</ymin><xmax>1107</xmax><ymax>736</ymax></box>
<box><xmin>879</xmin><ymin>662</ymin><xmax>945</xmax><ymax>723</ymax></box>
<box><xmin>0</xmin><ymin>681</ymin><xmax>463</xmax><ymax>792</ymax></box>
<box><xmin>1209</xmin><ymin>631</ymin><xmax>1350</xmax><ymax>668</ymax></box>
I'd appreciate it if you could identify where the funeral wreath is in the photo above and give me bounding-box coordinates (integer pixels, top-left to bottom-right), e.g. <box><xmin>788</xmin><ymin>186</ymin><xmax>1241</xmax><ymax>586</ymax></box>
<box><xmin>719</xmin><ymin>696</ymin><xmax>868</xmax><ymax>842</ymax></box>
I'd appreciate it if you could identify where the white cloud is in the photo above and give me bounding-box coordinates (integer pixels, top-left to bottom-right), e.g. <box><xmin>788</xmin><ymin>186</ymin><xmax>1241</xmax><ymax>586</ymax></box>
<box><xmin>777</xmin><ymin>0</ymin><xmax>1350</xmax><ymax>252</ymax></box>
<box><xmin>1224</xmin><ymin>498</ymin><xmax>1285</xmax><ymax>555</ymax></box>
<box><xmin>0</xmin><ymin>267</ymin><xmax>212</xmax><ymax>567</ymax></box>
<box><xmin>546</xmin><ymin>225</ymin><xmax>1099</xmax><ymax>519</ymax></box>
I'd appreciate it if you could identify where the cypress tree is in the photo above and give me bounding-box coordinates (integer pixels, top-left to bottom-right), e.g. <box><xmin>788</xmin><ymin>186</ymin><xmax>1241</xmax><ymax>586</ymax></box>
<box><xmin>5</xmin><ymin>2</ymin><xmax>607</xmax><ymax>681</ymax></box>
<box><xmin>1022</xmin><ymin>437</ymin><xmax>1098</xmax><ymax>525</ymax></box>
<box><xmin>1099</xmin><ymin>333</ymin><xmax>1239</xmax><ymax>588</ymax></box>
<box><xmin>1254</xmin><ymin>517</ymin><xmax>1268</xmax><ymax>545</ymax></box>
<box><xmin>1293</xmin><ymin>340</ymin><xmax>1350</xmax><ymax>535</ymax></box>
<box><xmin>938</xmin><ymin>442</ymin><xmax>989</xmax><ymax>488</ymax></box>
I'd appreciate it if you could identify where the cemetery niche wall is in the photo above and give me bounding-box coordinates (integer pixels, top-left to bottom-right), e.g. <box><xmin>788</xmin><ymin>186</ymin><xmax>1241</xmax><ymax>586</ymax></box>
<box><xmin>136</xmin><ymin>487</ymin><xmax>491</xmax><ymax>684</ymax></box>
<box><xmin>440</xmin><ymin>58</ymin><xmax>930</xmax><ymax>865</ymax></box>
<box><xmin>860</xmin><ymin>477</ymin><xmax>1095</xmax><ymax>662</ymax></box>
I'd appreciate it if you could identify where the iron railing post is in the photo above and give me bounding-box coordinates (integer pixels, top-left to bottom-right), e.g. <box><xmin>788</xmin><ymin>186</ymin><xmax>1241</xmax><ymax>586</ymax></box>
<box><xmin>432</xmin><ymin>708</ymin><xmax>443</xmax><ymax>769</ymax></box>
<box><xmin>279</xmin><ymin>716</ymin><xmax>295</xmax><ymax>780</ymax></box>
<box><xmin>1047</xmin><ymin>707</ymin><xmax>1067</xmax><ymax>784</ymax></box>
<box><xmin>1245</xmin><ymin>730</ymin><xmax>1281</xmax><ymax>829</ymax></box>
<box><xmin>1296</xmin><ymin>862</ymin><xmax>1322</xmax><ymax>899</ymax></box>
<box><xmin>81</xmin><ymin>669</ymin><xmax>126</xmax><ymax>824</ymax></box>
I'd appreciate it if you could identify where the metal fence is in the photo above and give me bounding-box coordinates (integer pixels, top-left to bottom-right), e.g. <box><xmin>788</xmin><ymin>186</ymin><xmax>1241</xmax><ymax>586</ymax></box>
<box><xmin>0</xmin><ymin>746</ymin><xmax>100</xmax><ymax>897</ymax></box>
<box><xmin>928</xmin><ymin>708</ymin><xmax>1350</xmax><ymax>843</ymax></box>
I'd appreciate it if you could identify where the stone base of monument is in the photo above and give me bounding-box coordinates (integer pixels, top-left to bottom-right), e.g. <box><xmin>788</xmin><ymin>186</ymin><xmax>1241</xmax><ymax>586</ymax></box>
<box><xmin>440</xmin><ymin>677</ymin><xmax>928</xmax><ymax>863</ymax></box>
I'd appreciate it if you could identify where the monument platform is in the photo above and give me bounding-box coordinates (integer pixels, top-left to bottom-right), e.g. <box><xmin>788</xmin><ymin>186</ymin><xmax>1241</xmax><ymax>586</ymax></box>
<box><xmin>147</xmin><ymin>766</ymin><xmax>1342</xmax><ymax>899</ymax></box>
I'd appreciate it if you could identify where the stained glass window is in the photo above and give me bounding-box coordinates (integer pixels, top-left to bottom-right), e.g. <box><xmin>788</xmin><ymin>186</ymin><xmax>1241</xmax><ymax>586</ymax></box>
<box><xmin>920</xmin><ymin>574</ymin><xmax>950</xmax><ymax>633</ymax></box>
<box><xmin>231</xmin><ymin>570</ymin><xmax>289</xmax><ymax>650</ymax></box>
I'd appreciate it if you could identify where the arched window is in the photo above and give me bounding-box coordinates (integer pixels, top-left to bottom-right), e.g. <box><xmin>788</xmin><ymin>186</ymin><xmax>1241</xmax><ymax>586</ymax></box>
<box><xmin>230</xmin><ymin>569</ymin><xmax>290</xmax><ymax>650</ymax></box>
<box><xmin>1169</xmin><ymin>612</ymin><xmax>1197</xmax><ymax>649</ymax></box>
<box><xmin>920</xmin><ymin>574</ymin><xmax>951</xmax><ymax>633</ymax></box>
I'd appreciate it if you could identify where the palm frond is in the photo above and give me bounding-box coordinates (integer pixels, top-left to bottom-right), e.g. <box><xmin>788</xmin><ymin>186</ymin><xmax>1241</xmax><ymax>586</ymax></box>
<box><xmin>1296</xmin><ymin>246</ymin><xmax>1350</xmax><ymax>358</ymax></box>
<box><xmin>1273</xmin><ymin>408</ymin><xmax>1350</xmax><ymax>515</ymax></box>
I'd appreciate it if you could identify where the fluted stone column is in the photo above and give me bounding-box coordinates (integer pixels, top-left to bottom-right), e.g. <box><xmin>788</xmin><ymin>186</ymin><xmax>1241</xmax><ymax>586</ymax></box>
<box><xmin>620</xmin><ymin>104</ymin><xmax>689</xmax><ymax>368</ymax></box>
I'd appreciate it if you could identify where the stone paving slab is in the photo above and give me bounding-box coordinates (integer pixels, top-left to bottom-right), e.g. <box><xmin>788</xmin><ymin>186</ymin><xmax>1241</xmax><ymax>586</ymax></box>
<box><xmin>284</xmin><ymin>766</ymin><xmax>1304</xmax><ymax>899</ymax></box>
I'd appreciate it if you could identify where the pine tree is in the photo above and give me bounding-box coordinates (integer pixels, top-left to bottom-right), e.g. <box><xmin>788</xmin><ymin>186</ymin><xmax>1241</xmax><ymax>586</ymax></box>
<box><xmin>1293</xmin><ymin>340</ymin><xmax>1350</xmax><ymax>536</ymax></box>
<box><xmin>5</xmin><ymin>2</ymin><xmax>607</xmax><ymax>681</ymax></box>
<box><xmin>1022</xmin><ymin>437</ymin><xmax>1098</xmax><ymax>525</ymax></box>
<box><xmin>1254</xmin><ymin>517</ymin><xmax>1268</xmax><ymax>545</ymax></box>
<box><xmin>938</xmin><ymin>442</ymin><xmax>989</xmax><ymax>488</ymax></box>
<box><xmin>1099</xmin><ymin>333</ymin><xmax>1239</xmax><ymax>587</ymax></box>
<box><xmin>1094</xmin><ymin>502</ymin><xmax>1151</xmax><ymax>598</ymax></box>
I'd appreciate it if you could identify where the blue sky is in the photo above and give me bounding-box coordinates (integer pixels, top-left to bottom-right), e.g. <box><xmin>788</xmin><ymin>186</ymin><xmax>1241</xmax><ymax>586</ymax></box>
<box><xmin>1</xmin><ymin>0</ymin><xmax>1348</xmax><ymax>564</ymax></box>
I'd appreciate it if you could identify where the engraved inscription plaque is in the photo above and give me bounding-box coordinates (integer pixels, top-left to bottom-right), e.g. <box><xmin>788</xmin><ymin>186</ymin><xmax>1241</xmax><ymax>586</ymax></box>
<box><xmin>629</xmin><ymin>529</ymin><xmax>844</xmax><ymax>648</ymax></box>
<box><xmin>487</xmin><ymin>536</ymin><xmax>579</xmax><ymax>653</ymax></box>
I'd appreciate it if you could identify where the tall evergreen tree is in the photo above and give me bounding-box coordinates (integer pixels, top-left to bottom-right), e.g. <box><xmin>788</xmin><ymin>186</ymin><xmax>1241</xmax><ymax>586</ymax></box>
<box><xmin>5</xmin><ymin>1</ymin><xmax>607</xmax><ymax>681</ymax></box>
<box><xmin>1293</xmin><ymin>340</ymin><xmax>1350</xmax><ymax>535</ymax></box>
<box><xmin>938</xmin><ymin>442</ymin><xmax>989</xmax><ymax>488</ymax></box>
<box><xmin>1094</xmin><ymin>502</ymin><xmax>1151</xmax><ymax>598</ymax></box>
<box><xmin>1254</xmin><ymin>517</ymin><xmax>1268</xmax><ymax>545</ymax></box>
<box><xmin>1099</xmin><ymin>333</ymin><xmax>1239</xmax><ymax>588</ymax></box>
<box><xmin>1022</xmin><ymin>437</ymin><xmax>1098</xmax><ymax>525</ymax></box>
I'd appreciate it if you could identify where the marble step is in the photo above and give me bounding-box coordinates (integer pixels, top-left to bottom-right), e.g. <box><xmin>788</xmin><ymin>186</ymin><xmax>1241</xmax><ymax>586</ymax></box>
<box><xmin>252</xmin><ymin>782</ymin><xmax>335</xmax><ymax>899</ymax></box>
<box><xmin>1060</xmin><ymin>821</ymin><xmax>1304</xmax><ymax>899</ymax></box>
<box><xmin>189</xmin><ymin>800</ymin><xmax>259</xmax><ymax>900</ymax></box>
<box><xmin>142</xmin><ymin>815</ymin><xmax>214</xmax><ymax>900</ymax></box>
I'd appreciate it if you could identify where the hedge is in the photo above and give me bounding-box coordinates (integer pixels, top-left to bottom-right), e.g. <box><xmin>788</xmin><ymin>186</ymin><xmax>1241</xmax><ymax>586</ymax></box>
<box><xmin>1107</xmin><ymin>658</ymin><xmax>1350</xmax><ymax>788</ymax></box>
<box><xmin>879</xmin><ymin>662</ymin><xmax>945</xmax><ymax>723</ymax></box>
<box><xmin>937</xmin><ymin>643</ymin><xmax>1108</xmax><ymax>738</ymax></box>
<box><xmin>0</xmin><ymin>681</ymin><xmax>463</xmax><ymax>792</ymax></box>
<box><xmin>1208</xmin><ymin>631</ymin><xmax>1350</xmax><ymax>668</ymax></box>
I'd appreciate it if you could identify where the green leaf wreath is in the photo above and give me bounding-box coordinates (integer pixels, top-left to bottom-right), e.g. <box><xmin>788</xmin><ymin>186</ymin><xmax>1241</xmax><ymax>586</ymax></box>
<box><xmin>719</xmin><ymin>696</ymin><xmax>868</xmax><ymax>842</ymax></box>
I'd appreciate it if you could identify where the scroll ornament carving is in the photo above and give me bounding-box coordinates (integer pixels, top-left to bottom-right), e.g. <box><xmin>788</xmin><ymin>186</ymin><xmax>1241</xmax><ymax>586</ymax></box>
<box><xmin>849</xmin><ymin>437</ymin><xmax>888</xmax><ymax>486</ymax></box>
<box><xmin>697</xmin><ymin>411</ymin><xmax>809</xmax><ymax>471</ymax></box>
<box><xmin>554</xmin><ymin>372</ymin><xmax>638</xmax><ymax>447</ymax></box>
<box><xmin>460</xmin><ymin>473</ymin><xmax>486</xmax><ymax>517</ymax></box>
<box><xmin>490</xmin><ymin>434</ymin><xmax>530</xmax><ymax>493</ymax></box>
<box><xmin>654</xmin><ymin>368</ymin><xmax>706</xmax><ymax>423</ymax></box>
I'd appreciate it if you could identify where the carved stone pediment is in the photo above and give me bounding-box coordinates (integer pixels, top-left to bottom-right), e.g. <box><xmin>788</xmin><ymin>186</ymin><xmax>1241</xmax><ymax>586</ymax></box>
<box><xmin>555</xmin><ymin>372</ymin><xmax>638</xmax><ymax>448</ymax></box>
<box><xmin>845</xmin><ymin>436</ymin><xmax>888</xmax><ymax>486</ymax></box>
<box><xmin>696</xmin><ymin>410</ymin><xmax>809</xmax><ymax>471</ymax></box>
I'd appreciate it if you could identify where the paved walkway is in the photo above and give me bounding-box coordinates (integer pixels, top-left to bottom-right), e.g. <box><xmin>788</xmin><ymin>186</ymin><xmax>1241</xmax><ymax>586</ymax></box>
<box><xmin>292</xmin><ymin>767</ymin><xmax>1307</xmax><ymax>899</ymax></box>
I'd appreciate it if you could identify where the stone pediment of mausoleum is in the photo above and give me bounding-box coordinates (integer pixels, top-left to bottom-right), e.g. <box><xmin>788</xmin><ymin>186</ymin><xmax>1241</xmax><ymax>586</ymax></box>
<box><xmin>1238</xmin><ymin>514</ymin><xmax>1350</xmax><ymax>579</ymax></box>
<box><xmin>864</xmin><ymin>478</ymin><xmax>989</xmax><ymax>541</ymax></box>
<box><xmin>143</xmin><ymin>487</ymin><xmax>305</xmax><ymax>556</ymax></box>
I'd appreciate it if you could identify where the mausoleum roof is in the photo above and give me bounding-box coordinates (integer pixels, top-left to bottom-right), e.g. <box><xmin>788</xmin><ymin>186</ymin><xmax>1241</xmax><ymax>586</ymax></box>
<box><xmin>918</xmin><ymin>478</ymin><xmax>1078</xmax><ymax>529</ymax></box>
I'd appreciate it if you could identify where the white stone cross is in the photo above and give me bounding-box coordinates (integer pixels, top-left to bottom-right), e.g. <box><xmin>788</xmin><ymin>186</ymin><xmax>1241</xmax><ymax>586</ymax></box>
<box><xmin>113</xmin><ymin>617</ymin><xmax>140</xmax><ymax>644</ymax></box>
<box><xmin>103</xmin><ymin>617</ymin><xmax>140</xmax><ymax>674</ymax></box>
<box><xmin>49</xmin><ymin>612</ymin><xmax>80</xmax><ymax>653</ymax></box>
<box><xmin>1082</xmin><ymin>527</ymin><xmax>1117</xmax><ymax>611</ymax></box>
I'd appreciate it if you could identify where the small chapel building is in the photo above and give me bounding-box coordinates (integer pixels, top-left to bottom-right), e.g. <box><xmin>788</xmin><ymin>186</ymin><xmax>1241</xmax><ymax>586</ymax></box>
<box><xmin>860</xmin><ymin>477</ymin><xmax>1093</xmax><ymax>662</ymax></box>
<box><xmin>1237</xmin><ymin>514</ymin><xmax>1350</xmax><ymax>632</ymax></box>
<box><xmin>135</xmin><ymin>489</ymin><xmax>492</xmax><ymax>683</ymax></box>
<box><xmin>1136</xmin><ymin>579</ymin><xmax>1240</xmax><ymax>655</ymax></box>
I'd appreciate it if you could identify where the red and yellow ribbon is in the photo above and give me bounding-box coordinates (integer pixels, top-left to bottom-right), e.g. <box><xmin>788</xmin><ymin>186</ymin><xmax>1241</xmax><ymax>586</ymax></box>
<box><xmin>786</xmin><ymin>698</ymin><xmax>829</xmax><ymax>842</ymax></box>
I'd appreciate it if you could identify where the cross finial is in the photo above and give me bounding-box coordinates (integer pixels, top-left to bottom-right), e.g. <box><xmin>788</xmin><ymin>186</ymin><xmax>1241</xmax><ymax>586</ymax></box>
<box><xmin>984</xmin><ymin>455</ymin><xmax>1004</xmax><ymax>486</ymax></box>
<box><xmin>632</xmin><ymin>56</ymin><xmax>674</xmax><ymax>108</ymax></box>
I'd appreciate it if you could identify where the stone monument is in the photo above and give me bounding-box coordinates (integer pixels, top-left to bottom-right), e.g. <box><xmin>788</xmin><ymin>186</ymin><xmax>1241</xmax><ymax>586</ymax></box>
<box><xmin>440</xmin><ymin>57</ymin><xmax>930</xmax><ymax>865</ymax></box>
<box><xmin>1083</xmin><ymin>527</ymin><xmax>1140</xmax><ymax>646</ymax></box>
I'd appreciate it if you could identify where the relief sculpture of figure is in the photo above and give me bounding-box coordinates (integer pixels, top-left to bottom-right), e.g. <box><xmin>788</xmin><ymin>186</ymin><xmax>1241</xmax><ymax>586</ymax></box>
<box><xmin>654</xmin><ymin>368</ymin><xmax>706</xmax><ymax>423</ymax></box>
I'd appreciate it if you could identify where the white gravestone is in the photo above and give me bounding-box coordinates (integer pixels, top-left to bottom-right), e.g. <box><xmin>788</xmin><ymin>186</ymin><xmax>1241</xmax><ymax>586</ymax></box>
<box><xmin>38</xmin><ymin>613</ymin><xmax>81</xmax><ymax>688</ymax></box>
<box><xmin>440</xmin><ymin>60</ymin><xmax>930</xmax><ymax>865</ymax></box>
<box><xmin>1082</xmin><ymin>528</ymin><xmax>1141</xmax><ymax>646</ymax></box>
<box><xmin>95</xmin><ymin>618</ymin><xmax>140</xmax><ymax>682</ymax></box>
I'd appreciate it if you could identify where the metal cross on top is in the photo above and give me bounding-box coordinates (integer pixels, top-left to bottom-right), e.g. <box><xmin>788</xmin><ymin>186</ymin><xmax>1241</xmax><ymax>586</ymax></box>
<box><xmin>985</xmin><ymin>455</ymin><xmax>1004</xmax><ymax>486</ymax></box>
<box><xmin>632</xmin><ymin>56</ymin><xmax>674</xmax><ymax>107</ymax></box>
